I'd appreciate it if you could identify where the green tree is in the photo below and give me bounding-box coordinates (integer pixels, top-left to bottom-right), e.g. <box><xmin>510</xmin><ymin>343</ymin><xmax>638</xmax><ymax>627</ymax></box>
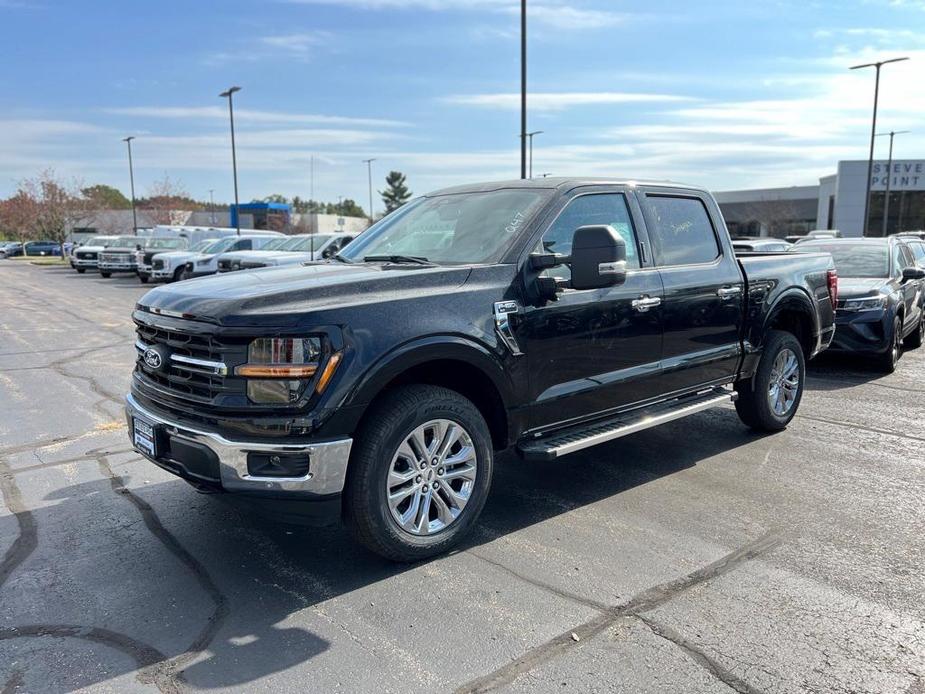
<box><xmin>336</xmin><ymin>198</ymin><xmax>366</xmax><ymax>218</ymax></box>
<box><xmin>261</xmin><ymin>193</ymin><xmax>290</xmax><ymax>204</ymax></box>
<box><xmin>380</xmin><ymin>171</ymin><xmax>411</xmax><ymax>213</ymax></box>
<box><xmin>82</xmin><ymin>184</ymin><xmax>131</xmax><ymax>209</ymax></box>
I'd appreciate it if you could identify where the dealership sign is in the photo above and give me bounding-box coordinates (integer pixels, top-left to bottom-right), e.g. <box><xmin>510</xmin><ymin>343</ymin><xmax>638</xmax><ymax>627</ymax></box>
<box><xmin>871</xmin><ymin>160</ymin><xmax>924</xmax><ymax>190</ymax></box>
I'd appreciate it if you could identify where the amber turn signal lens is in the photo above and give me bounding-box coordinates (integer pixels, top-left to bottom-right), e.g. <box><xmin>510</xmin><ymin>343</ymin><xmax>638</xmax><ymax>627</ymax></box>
<box><xmin>315</xmin><ymin>352</ymin><xmax>342</xmax><ymax>393</ymax></box>
<box><xmin>235</xmin><ymin>364</ymin><xmax>318</xmax><ymax>378</ymax></box>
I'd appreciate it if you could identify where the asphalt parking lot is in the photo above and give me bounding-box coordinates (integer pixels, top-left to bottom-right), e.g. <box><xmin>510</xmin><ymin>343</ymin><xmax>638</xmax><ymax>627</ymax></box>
<box><xmin>1</xmin><ymin>262</ymin><xmax>924</xmax><ymax>693</ymax></box>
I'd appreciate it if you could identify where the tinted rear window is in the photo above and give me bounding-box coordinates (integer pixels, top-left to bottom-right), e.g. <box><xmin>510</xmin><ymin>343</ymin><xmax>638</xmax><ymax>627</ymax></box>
<box><xmin>793</xmin><ymin>243</ymin><xmax>889</xmax><ymax>278</ymax></box>
<box><xmin>644</xmin><ymin>195</ymin><xmax>720</xmax><ymax>266</ymax></box>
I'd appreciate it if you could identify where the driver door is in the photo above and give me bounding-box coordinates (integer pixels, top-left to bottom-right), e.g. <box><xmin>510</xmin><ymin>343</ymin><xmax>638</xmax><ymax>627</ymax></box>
<box><xmin>515</xmin><ymin>190</ymin><xmax>664</xmax><ymax>431</ymax></box>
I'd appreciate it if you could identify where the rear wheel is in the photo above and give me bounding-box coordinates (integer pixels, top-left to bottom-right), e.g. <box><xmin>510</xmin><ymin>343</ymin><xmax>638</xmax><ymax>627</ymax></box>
<box><xmin>905</xmin><ymin>314</ymin><xmax>924</xmax><ymax>349</ymax></box>
<box><xmin>875</xmin><ymin>317</ymin><xmax>902</xmax><ymax>372</ymax></box>
<box><xmin>735</xmin><ymin>330</ymin><xmax>805</xmax><ymax>432</ymax></box>
<box><xmin>344</xmin><ymin>384</ymin><xmax>493</xmax><ymax>562</ymax></box>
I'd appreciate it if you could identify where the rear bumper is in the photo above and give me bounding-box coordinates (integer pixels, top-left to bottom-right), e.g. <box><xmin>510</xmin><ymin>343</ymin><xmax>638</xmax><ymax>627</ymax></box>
<box><xmin>125</xmin><ymin>392</ymin><xmax>352</xmax><ymax>497</ymax></box>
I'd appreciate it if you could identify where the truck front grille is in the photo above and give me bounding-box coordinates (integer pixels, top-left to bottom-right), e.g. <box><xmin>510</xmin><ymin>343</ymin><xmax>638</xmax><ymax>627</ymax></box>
<box><xmin>133</xmin><ymin>318</ymin><xmax>248</xmax><ymax>409</ymax></box>
<box><xmin>77</xmin><ymin>251</ymin><xmax>97</xmax><ymax>260</ymax></box>
<box><xmin>152</xmin><ymin>259</ymin><xmax>165</xmax><ymax>270</ymax></box>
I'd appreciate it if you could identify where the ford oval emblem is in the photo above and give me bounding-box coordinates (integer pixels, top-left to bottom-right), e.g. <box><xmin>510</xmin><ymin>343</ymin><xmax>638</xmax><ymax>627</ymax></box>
<box><xmin>143</xmin><ymin>348</ymin><xmax>163</xmax><ymax>369</ymax></box>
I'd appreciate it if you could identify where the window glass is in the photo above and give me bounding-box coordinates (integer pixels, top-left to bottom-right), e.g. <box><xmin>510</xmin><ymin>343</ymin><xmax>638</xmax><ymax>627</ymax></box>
<box><xmin>644</xmin><ymin>195</ymin><xmax>720</xmax><ymax>266</ymax></box>
<box><xmin>538</xmin><ymin>193</ymin><xmax>639</xmax><ymax>280</ymax></box>
<box><xmin>909</xmin><ymin>242</ymin><xmax>925</xmax><ymax>262</ymax></box>
<box><xmin>792</xmin><ymin>242</ymin><xmax>889</xmax><ymax>278</ymax></box>
<box><xmin>899</xmin><ymin>244</ymin><xmax>915</xmax><ymax>269</ymax></box>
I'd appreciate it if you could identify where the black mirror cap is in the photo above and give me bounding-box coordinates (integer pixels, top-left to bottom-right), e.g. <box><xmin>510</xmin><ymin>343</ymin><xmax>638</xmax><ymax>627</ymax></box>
<box><xmin>570</xmin><ymin>224</ymin><xmax>628</xmax><ymax>290</ymax></box>
<box><xmin>902</xmin><ymin>266</ymin><xmax>925</xmax><ymax>281</ymax></box>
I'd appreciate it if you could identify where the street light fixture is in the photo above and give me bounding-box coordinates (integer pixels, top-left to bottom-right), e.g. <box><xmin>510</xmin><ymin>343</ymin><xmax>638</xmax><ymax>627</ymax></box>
<box><xmin>850</xmin><ymin>56</ymin><xmax>909</xmax><ymax>236</ymax></box>
<box><xmin>208</xmin><ymin>189</ymin><xmax>216</xmax><ymax>225</ymax></box>
<box><xmin>363</xmin><ymin>158</ymin><xmax>376</xmax><ymax>225</ymax></box>
<box><xmin>526</xmin><ymin>130</ymin><xmax>543</xmax><ymax>179</ymax></box>
<box><xmin>874</xmin><ymin>130</ymin><xmax>911</xmax><ymax>236</ymax></box>
<box><xmin>219</xmin><ymin>86</ymin><xmax>242</xmax><ymax>235</ymax></box>
<box><xmin>122</xmin><ymin>136</ymin><xmax>138</xmax><ymax>235</ymax></box>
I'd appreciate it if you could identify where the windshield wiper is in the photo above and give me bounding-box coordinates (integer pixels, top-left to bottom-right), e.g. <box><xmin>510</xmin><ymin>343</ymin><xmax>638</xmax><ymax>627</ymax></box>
<box><xmin>332</xmin><ymin>253</ymin><xmax>353</xmax><ymax>263</ymax></box>
<box><xmin>363</xmin><ymin>254</ymin><xmax>434</xmax><ymax>266</ymax></box>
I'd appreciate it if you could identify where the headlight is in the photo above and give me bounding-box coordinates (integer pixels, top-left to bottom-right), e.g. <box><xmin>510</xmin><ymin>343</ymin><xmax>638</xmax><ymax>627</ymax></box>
<box><xmin>236</xmin><ymin>337</ymin><xmax>326</xmax><ymax>404</ymax></box>
<box><xmin>840</xmin><ymin>296</ymin><xmax>887</xmax><ymax>312</ymax></box>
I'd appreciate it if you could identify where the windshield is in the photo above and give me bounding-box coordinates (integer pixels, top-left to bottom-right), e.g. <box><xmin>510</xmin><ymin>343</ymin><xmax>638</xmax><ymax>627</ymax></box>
<box><xmin>147</xmin><ymin>238</ymin><xmax>188</xmax><ymax>250</ymax></box>
<box><xmin>202</xmin><ymin>237</ymin><xmax>237</xmax><ymax>254</ymax></box>
<box><xmin>189</xmin><ymin>239</ymin><xmax>216</xmax><ymax>252</ymax></box>
<box><xmin>257</xmin><ymin>237</ymin><xmax>291</xmax><ymax>251</ymax></box>
<box><xmin>794</xmin><ymin>242</ymin><xmax>889</xmax><ymax>278</ymax></box>
<box><xmin>111</xmin><ymin>236</ymin><xmax>143</xmax><ymax>247</ymax></box>
<box><xmin>339</xmin><ymin>189</ymin><xmax>550</xmax><ymax>264</ymax></box>
<box><xmin>290</xmin><ymin>235</ymin><xmax>334</xmax><ymax>252</ymax></box>
<box><xmin>85</xmin><ymin>237</ymin><xmax>113</xmax><ymax>246</ymax></box>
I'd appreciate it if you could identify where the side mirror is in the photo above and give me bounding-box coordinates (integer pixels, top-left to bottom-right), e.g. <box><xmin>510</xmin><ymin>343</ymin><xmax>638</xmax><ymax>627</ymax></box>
<box><xmin>569</xmin><ymin>225</ymin><xmax>627</xmax><ymax>290</ymax></box>
<box><xmin>902</xmin><ymin>266</ymin><xmax>925</xmax><ymax>281</ymax></box>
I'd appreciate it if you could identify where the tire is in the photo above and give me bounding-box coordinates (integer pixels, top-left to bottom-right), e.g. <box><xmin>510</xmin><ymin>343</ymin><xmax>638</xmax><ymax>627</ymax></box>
<box><xmin>175</xmin><ymin>267</ymin><xmax>190</xmax><ymax>282</ymax></box>
<box><xmin>875</xmin><ymin>317</ymin><xmax>902</xmax><ymax>373</ymax></box>
<box><xmin>344</xmin><ymin>384</ymin><xmax>494</xmax><ymax>562</ymax></box>
<box><xmin>99</xmin><ymin>271</ymin><xmax>111</xmax><ymax>278</ymax></box>
<box><xmin>139</xmin><ymin>275</ymin><xmax>149</xmax><ymax>284</ymax></box>
<box><xmin>734</xmin><ymin>330</ymin><xmax>805</xmax><ymax>432</ymax></box>
<box><xmin>76</xmin><ymin>268</ymin><xmax>85</xmax><ymax>274</ymax></box>
<box><xmin>905</xmin><ymin>314</ymin><xmax>924</xmax><ymax>350</ymax></box>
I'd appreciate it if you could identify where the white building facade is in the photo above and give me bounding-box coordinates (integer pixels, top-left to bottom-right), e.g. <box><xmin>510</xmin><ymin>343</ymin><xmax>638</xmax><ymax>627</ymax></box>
<box><xmin>715</xmin><ymin>159</ymin><xmax>925</xmax><ymax>238</ymax></box>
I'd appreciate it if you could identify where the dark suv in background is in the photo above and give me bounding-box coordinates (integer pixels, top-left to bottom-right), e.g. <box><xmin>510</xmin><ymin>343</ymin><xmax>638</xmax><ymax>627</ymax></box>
<box><xmin>792</xmin><ymin>237</ymin><xmax>925</xmax><ymax>371</ymax></box>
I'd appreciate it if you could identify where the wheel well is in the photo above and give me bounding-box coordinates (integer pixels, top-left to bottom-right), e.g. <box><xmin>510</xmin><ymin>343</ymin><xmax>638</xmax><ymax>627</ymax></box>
<box><xmin>374</xmin><ymin>359</ymin><xmax>509</xmax><ymax>450</ymax></box>
<box><xmin>768</xmin><ymin>306</ymin><xmax>814</xmax><ymax>358</ymax></box>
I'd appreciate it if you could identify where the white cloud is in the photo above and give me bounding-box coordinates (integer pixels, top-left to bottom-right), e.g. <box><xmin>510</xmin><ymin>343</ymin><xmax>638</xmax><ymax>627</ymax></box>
<box><xmin>102</xmin><ymin>106</ymin><xmax>408</xmax><ymax>128</ymax></box>
<box><xmin>444</xmin><ymin>91</ymin><xmax>695</xmax><ymax>111</ymax></box>
<box><xmin>282</xmin><ymin>0</ymin><xmax>630</xmax><ymax>29</ymax></box>
<box><xmin>259</xmin><ymin>31</ymin><xmax>332</xmax><ymax>57</ymax></box>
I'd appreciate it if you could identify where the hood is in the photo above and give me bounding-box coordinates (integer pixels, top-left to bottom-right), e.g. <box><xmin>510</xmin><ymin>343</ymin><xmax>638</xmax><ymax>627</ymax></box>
<box><xmin>153</xmin><ymin>250</ymin><xmax>199</xmax><ymax>261</ymax></box>
<box><xmin>138</xmin><ymin>262</ymin><xmax>472</xmax><ymax>327</ymax></box>
<box><xmin>837</xmin><ymin>277</ymin><xmax>892</xmax><ymax>299</ymax></box>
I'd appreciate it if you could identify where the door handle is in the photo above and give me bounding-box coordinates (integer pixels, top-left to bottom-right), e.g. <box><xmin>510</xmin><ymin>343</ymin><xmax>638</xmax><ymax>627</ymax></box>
<box><xmin>632</xmin><ymin>296</ymin><xmax>662</xmax><ymax>312</ymax></box>
<box><xmin>717</xmin><ymin>286</ymin><xmax>742</xmax><ymax>299</ymax></box>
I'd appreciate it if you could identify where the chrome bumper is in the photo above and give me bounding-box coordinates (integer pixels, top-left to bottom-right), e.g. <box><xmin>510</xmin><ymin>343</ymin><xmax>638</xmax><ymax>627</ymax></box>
<box><xmin>99</xmin><ymin>263</ymin><xmax>136</xmax><ymax>271</ymax></box>
<box><xmin>74</xmin><ymin>258</ymin><xmax>99</xmax><ymax>267</ymax></box>
<box><xmin>125</xmin><ymin>393</ymin><xmax>352</xmax><ymax>495</ymax></box>
<box><xmin>151</xmin><ymin>269</ymin><xmax>174</xmax><ymax>279</ymax></box>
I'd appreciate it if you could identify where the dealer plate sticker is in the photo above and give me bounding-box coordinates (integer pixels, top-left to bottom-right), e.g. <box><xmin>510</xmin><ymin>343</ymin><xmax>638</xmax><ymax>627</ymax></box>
<box><xmin>133</xmin><ymin>417</ymin><xmax>157</xmax><ymax>457</ymax></box>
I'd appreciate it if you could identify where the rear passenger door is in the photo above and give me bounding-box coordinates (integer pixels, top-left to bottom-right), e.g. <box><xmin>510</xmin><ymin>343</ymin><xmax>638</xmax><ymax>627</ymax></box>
<box><xmin>896</xmin><ymin>243</ymin><xmax>923</xmax><ymax>330</ymax></box>
<box><xmin>636</xmin><ymin>188</ymin><xmax>744</xmax><ymax>394</ymax></box>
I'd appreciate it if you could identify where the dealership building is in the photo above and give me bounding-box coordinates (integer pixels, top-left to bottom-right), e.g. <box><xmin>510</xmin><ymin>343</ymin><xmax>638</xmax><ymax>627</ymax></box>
<box><xmin>715</xmin><ymin>159</ymin><xmax>925</xmax><ymax>238</ymax></box>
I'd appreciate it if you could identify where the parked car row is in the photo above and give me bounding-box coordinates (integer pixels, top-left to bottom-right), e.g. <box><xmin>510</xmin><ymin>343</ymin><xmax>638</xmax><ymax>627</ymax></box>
<box><xmin>0</xmin><ymin>240</ymin><xmax>63</xmax><ymax>257</ymax></box>
<box><xmin>60</xmin><ymin>225</ymin><xmax>358</xmax><ymax>285</ymax></box>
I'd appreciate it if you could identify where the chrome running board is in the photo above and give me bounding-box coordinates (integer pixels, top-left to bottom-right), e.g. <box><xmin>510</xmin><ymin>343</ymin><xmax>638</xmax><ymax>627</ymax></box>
<box><xmin>518</xmin><ymin>387</ymin><xmax>737</xmax><ymax>461</ymax></box>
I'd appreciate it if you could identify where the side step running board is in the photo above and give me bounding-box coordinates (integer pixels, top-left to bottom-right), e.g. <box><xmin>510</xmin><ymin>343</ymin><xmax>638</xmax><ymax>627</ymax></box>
<box><xmin>518</xmin><ymin>387</ymin><xmax>737</xmax><ymax>462</ymax></box>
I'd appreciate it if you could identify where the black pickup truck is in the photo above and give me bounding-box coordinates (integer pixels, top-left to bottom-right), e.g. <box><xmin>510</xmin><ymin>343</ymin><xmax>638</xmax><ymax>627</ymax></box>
<box><xmin>126</xmin><ymin>179</ymin><xmax>836</xmax><ymax>560</ymax></box>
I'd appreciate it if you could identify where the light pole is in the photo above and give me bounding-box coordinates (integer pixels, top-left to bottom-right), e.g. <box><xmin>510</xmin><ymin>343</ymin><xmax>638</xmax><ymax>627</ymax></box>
<box><xmin>850</xmin><ymin>57</ymin><xmax>908</xmax><ymax>236</ymax></box>
<box><xmin>208</xmin><ymin>189</ymin><xmax>216</xmax><ymax>224</ymax></box>
<box><xmin>520</xmin><ymin>0</ymin><xmax>527</xmax><ymax>180</ymax></box>
<box><xmin>122</xmin><ymin>136</ymin><xmax>138</xmax><ymax>235</ymax></box>
<box><xmin>875</xmin><ymin>130</ymin><xmax>910</xmax><ymax>236</ymax></box>
<box><xmin>363</xmin><ymin>158</ymin><xmax>376</xmax><ymax>225</ymax></box>
<box><xmin>526</xmin><ymin>130</ymin><xmax>543</xmax><ymax>178</ymax></box>
<box><xmin>219</xmin><ymin>86</ymin><xmax>242</xmax><ymax>235</ymax></box>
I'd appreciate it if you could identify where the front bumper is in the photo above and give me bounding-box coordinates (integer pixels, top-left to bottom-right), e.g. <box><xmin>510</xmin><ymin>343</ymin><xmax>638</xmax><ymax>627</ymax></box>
<box><xmin>830</xmin><ymin>309</ymin><xmax>892</xmax><ymax>354</ymax></box>
<box><xmin>99</xmin><ymin>263</ymin><xmax>137</xmax><ymax>272</ymax></box>
<box><xmin>74</xmin><ymin>258</ymin><xmax>99</xmax><ymax>268</ymax></box>
<box><xmin>125</xmin><ymin>392</ymin><xmax>352</xmax><ymax>499</ymax></box>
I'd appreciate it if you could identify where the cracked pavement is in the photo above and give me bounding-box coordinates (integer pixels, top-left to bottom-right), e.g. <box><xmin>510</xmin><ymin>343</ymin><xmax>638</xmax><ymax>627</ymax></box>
<box><xmin>1</xmin><ymin>262</ymin><xmax>924</xmax><ymax>693</ymax></box>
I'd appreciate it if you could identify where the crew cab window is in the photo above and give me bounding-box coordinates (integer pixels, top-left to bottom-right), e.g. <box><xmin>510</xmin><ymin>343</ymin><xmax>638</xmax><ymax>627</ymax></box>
<box><xmin>538</xmin><ymin>193</ymin><xmax>639</xmax><ymax>280</ymax></box>
<box><xmin>644</xmin><ymin>195</ymin><xmax>720</xmax><ymax>266</ymax></box>
<box><xmin>235</xmin><ymin>239</ymin><xmax>253</xmax><ymax>251</ymax></box>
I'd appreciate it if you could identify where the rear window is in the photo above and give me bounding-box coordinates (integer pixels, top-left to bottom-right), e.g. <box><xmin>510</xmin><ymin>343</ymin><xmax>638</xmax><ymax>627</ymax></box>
<box><xmin>643</xmin><ymin>195</ymin><xmax>720</xmax><ymax>266</ymax></box>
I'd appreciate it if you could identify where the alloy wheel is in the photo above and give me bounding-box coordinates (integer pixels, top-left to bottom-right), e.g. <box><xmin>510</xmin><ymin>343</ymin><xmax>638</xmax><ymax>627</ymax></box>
<box><xmin>385</xmin><ymin>419</ymin><xmax>477</xmax><ymax>536</ymax></box>
<box><xmin>767</xmin><ymin>348</ymin><xmax>800</xmax><ymax>417</ymax></box>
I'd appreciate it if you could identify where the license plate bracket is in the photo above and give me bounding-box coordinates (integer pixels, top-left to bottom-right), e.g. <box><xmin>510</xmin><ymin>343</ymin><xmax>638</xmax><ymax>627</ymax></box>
<box><xmin>133</xmin><ymin>416</ymin><xmax>157</xmax><ymax>458</ymax></box>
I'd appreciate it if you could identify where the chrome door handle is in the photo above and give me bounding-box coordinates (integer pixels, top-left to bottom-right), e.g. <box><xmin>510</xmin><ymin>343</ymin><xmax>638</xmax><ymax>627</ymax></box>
<box><xmin>717</xmin><ymin>286</ymin><xmax>742</xmax><ymax>299</ymax></box>
<box><xmin>632</xmin><ymin>296</ymin><xmax>662</xmax><ymax>312</ymax></box>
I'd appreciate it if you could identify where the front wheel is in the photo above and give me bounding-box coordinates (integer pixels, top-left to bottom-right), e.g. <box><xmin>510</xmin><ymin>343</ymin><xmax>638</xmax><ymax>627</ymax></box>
<box><xmin>735</xmin><ymin>330</ymin><xmax>805</xmax><ymax>432</ymax></box>
<box><xmin>875</xmin><ymin>317</ymin><xmax>903</xmax><ymax>373</ymax></box>
<box><xmin>344</xmin><ymin>384</ymin><xmax>493</xmax><ymax>562</ymax></box>
<box><xmin>99</xmin><ymin>271</ymin><xmax>111</xmax><ymax>278</ymax></box>
<box><xmin>76</xmin><ymin>268</ymin><xmax>85</xmax><ymax>274</ymax></box>
<box><xmin>139</xmin><ymin>275</ymin><xmax>149</xmax><ymax>284</ymax></box>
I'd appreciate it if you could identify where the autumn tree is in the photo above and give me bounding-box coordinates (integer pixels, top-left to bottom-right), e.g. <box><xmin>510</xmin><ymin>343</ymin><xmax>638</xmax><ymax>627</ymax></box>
<box><xmin>0</xmin><ymin>191</ymin><xmax>40</xmax><ymax>244</ymax></box>
<box><xmin>380</xmin><ymin>171</ymin><xmax>411</xmax><ymax>213</ymax></box>
<box><xmin>137</xmin><ymin>175</ymin><xmax>193</xmax><ymax>225</ymax></box>
<box><xmin>16</xmin><ymin>170</ymin><xmax>93</xmax><ymax>254</ymax></box>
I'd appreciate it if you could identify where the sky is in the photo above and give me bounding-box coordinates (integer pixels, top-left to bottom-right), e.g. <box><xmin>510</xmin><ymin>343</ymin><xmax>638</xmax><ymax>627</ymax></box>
<box><xmin>1</xmin><ymin>0</ymin><xmax>924</xmax><ymax>215</ymax></box>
